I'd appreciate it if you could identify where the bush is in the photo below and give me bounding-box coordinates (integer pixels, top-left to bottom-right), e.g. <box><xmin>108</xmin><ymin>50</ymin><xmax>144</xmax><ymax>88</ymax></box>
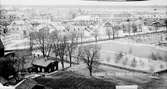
<box><xmin>150</xmin><ymin>52</ymin><xmax>163</xmax><ymax>61</ymax></box>
<box><xmin>149</xmin><ymin>65</ymin><xmax>155</xmax><ymax>72</ymax></box>
<box><xmin>160</xmin><ymin>64</ymin><xmax>164</xmax><ymax>69</ymax></box>
<box><xmin>130</xmin><ymin>58</ymin><xmax>137</xmax><ymax>67</ymax></box>
<box><xmin>115</xmin><ymin>52</ymin><xmax>124</xmax><ymax>63</ymax></box>
<box><xmin>106</xmin><ymin>56</ymin><xmax>111</xmax><ymax>62</ymax></box>
<box><xmin>150</xmin><ymin>53</ymin><xmax>158</xmax><ymax>61</ymax></box>
<box><xmin>122</xmin><ymin>57</ymin><xmax>128</xmax><ymax>65</ymax></box>
<box><xmin>139</xmin><ymin>60</ymin><xmax>145</xmax><ymax>67</ymax></box>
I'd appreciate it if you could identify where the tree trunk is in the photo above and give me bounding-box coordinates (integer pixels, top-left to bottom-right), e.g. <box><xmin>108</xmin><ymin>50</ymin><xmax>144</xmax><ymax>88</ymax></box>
<box><xmin>108</xmin><ymin>35</ymin><xmax>111</xmax><ymax>40</ymax></box>
<box><xmin>69</xmin><ymin>55</ymin><xmax>72</xmax><ymax>67</ymax></box>
<box><xmin>61</xmin><ymin>60</ymin><xmax>64</xmax><ymax>70</ymax></box>
<box><xmin>61</xmin><ymin>57</ymin><xmax>64</xmax><ymax>70</ymax></box>
<box><xmin>47</xmin><ymin>45</ymin><xmax>52</xmax><ymax>57</ymax></box>
<box><xmin>42</xmin><ymin>47</ymin><xmax>45</xmax><ymax>57</ymax></box>
<box><xmin>89</xmin><ymin>66</ymin><xmax>92</xmax><ymax>76</ymax></box>
<box><xmin>95</xmin><ymin>36</ymin><xmax>98</xmax><ymax>42</ymax></box>
<box><xmin>112</xmin><ymin>29</ymin><xmax>115</xmax><ymax>40</ymax></box>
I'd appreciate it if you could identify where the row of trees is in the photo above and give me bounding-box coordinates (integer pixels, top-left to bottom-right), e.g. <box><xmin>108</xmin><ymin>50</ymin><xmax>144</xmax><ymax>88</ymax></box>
<box><xmin>0</xmin><ymin>10</ymin><xmax>16</xmax><ymax>35</ymax></box>
<box><xmin>30</xmin><ymin>27</ymin><xmax>101</xmax><ymax>76</ymax></box>
<box><xmin>105</xmin><ymin>20</ymin><xmax>142</xmax><ymax>40</ymax></box>
<box><xmin>30</xmin><ymin>27</ymin><xmax>79</xmax><ymax>69</ymax></box>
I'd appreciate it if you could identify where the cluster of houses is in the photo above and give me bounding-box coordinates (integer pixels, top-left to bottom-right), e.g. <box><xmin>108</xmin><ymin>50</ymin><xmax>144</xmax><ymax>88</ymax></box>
<box><xmin>0</xmin><ymin>39</ymin><xmax>60</xmax><ymax>88</ymax></box>
<box><xmin>0</xmin><ymin>6</ymin><xmax>167</xmax><ymax>89</ymax></box>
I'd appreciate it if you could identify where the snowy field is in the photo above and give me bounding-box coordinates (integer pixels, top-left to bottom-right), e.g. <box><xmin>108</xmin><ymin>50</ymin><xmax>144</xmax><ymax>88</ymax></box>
<box><xmin>98</xmin><ymin>40</ymin><xmax>167</xmax><ymax>72</ymax></box>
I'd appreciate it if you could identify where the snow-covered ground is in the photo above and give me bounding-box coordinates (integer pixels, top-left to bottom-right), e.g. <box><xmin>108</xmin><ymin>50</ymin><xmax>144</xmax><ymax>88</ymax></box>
<box><xmin>0</xmin><ymin>83</ymin><xmax>15</xmax><ymax>89</ymax></box>
<box><xmin>79</xmin><ymin>39</ymin><xmax>167</xmax><ymax>72</ymax></box>
<box><xmin>98</xmin><ymin>40</ymin><xmax>167</xmax><ymax>72</ymax></box>
<box><xmin>2</xmin><ymin>25</ymin><xmax>167</xmax><ymax>73</ymax></box>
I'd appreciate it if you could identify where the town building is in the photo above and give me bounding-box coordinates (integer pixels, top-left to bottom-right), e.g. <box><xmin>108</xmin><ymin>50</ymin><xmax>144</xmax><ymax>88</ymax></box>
<box><xmin>31</xmin><ymin>57</ymin><xmax>59</xmax><ymax>73</ymax></box>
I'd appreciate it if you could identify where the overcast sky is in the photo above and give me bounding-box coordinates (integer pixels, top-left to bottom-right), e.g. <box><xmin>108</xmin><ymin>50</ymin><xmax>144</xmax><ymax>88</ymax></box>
<box><xmin>0</xmin><ymin>0</ymin><xmax>167</xmax><ymax>6</ymax></box>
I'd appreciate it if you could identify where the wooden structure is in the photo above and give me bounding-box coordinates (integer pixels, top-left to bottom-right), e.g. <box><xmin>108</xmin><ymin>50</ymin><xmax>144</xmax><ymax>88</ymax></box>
<box><xmin>32</xmin><ymin>57</ymin><xmax>58</xmax><ymax>73</ymax></box>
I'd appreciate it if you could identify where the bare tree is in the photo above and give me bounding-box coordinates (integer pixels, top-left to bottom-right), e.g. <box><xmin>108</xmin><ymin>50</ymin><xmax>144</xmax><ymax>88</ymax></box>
<box><xmin>127</xmin><ymin>19</ymin><xmax>131</xmax><ymax>37</ymax></box>
<box><xmin>76</xmin><ymin>46</ymin><xmax>83</xmax><ymax>63</ymax></box>
<box><xmin>30</xmin><ymin>27</ymin><xmax>55</xmax><ymax>57</ymax></box>
<box><xmin>105</xmin><ymin>27</ymin><xmax>112</xmax><ymax>40</ymax></box>
<box><xmin>112</xmin><ymin>25</ymin><xmax>120</xmax><ymax>39</ymax></box>
<box><xmin>29</xmin><ymin>32</ymin><xmax>35</xmax><ymax>55</ymax></box>
<box><xmin>132</xmin><ymin>22</ymin><xmax>138</xmax><ymax>35</ymax></box>
<box><xmin>53</xmin><ymin>35</ymin><xmax>68</xmax><ymax>70</ymax></box>
<box><xmin>131</xmin><ymin>58</ymin><xmax>137</xmax><ymax>67</ymax></box>
<box><xmin>91</xmin><ymin>28</ymin><xmax>99</xmax><ymax>42</ymax></box>
<box><xmin>67</xmin><ymin>31</ymin><xmax>78</xmax><ymax>67</ymax></box>
<box><xmin>79</xmin><ymin>44</ymin><xmax>101</xmax><ymax>76</ymax></box>
<box><xmin>165</xmin><ymin>19</ymin><xmax>167</xmax><ymax>32</ymax></box>
<box><xmin>78</xmin><ymin>28</ymin><xmax>84</xmax><ymax>44</ymax></box>
<box><xmin>0</xmin><ymin>10</ymin><xmax>16</xmax><ymax>34</ymax></box>
<box><xmin>115</xmin><ymin>52</ymin><xmax>124</xmax><ymax>63</ymax></box>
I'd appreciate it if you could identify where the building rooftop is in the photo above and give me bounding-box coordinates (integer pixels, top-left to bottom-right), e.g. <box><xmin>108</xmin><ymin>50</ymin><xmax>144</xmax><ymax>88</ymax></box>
<box><xmin>32</xmin><ymin>57</ymin><xmax>58</xmax><ymax>67</ymax></box>
<box><xmin>34</xmin><ymin>71</ymin><xmax>116</xmax><ymax>89</ymax></box>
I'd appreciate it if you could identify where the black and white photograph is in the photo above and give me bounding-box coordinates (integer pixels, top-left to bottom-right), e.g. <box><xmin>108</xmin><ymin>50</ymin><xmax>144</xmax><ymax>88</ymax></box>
<box><xmin>0</xmin><ymin>0</ymin><xmax>167</xmax><ymax>89</ymax></box>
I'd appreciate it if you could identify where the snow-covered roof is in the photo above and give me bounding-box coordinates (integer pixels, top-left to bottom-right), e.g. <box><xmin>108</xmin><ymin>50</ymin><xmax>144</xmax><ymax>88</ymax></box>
<box><xmin>11</xmin><ymin>20</ymin><xmax>26</xmax><ymax>25</ymax></box>
<box><xmin>116</xmin><ymin>85</ymin><xmax>138</xmax><ymax>89</ymax></box>
<box><xmin>32</xmin><ymin>57</ymin><xmax>57</xmax><ymax>67</ymax></box>
<box><xmin>36</xmin><ymin>23</ymin><xmax>65</xmax><ymax>33</ymax></box>
<box><xmin>73</xmin><ymin>15</ymin><xmax>93</xmax><ymax>21</ymax></box>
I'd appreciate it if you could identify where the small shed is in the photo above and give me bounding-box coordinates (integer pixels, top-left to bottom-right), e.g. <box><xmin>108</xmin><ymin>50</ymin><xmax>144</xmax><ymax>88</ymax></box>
<box><xmin>0</xmin><ymin>39</ymin><xmax>4</xmax><ymax>57</ymax></box>
<box><xmin>32</xmin><ymin>57</ymin><xmax>59</xmax><ymax>73</ymax></box>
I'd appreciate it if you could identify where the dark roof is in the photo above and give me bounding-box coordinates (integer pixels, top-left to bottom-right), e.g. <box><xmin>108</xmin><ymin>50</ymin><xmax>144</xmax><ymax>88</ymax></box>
<box><xmin>15</xmin><ymin>78</ymin><xmax>51</xmax><ymax>89</ymax></box>
<box><xmin>155</xmin><ymin>69</ymin><xmax>167</xmax><ymax>74</ymax></box>
<box><xmin>35</xmin><ymin>71</ymin><xmax>116</xmax><ymax>89</ymax></box>
<box><xmin>15</xmin><ymin>78</ymin><xmax>37</xmax><ymax>89</ymax></box>
<box><xmin>4</xmin><ymin>51</ymin><xmax>15</xmax><ymax>57</ymax></box>
<box><xmin>0</xmin><ymin>39</ymin><xmax>4</xmax><ymax>49</ymax></box>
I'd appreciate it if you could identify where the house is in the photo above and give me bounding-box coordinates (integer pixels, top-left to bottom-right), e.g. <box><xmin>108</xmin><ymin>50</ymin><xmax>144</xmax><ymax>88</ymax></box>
<box><xmin>0</xmin><ymin>39</ymin><xmax>4</xmax><ymax>57</ymax></box>
<box><xmin>32</xmin><ymin>57</ymin><xmax>59</xmax><ymax>73</ymax></box>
